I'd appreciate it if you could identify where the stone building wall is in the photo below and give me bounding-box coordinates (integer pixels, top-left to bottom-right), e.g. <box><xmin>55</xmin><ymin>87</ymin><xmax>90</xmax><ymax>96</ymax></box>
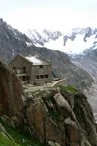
<box><xmin>9</xmin><ymin>55</ymin><xmax>52</xmax><ymax>85</ymax></box>
<box><xmin>32</xmin><ymin>64</ymin><xmax>52</xmax><ymax>85</ymax></box>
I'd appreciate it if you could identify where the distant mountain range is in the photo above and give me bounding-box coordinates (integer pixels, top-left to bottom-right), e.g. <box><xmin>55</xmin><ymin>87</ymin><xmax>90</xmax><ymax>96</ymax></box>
<box><xmin>0</xmin><ymin>18</ymin><xmax>93</xmax><ymax>90</ymax></box>
<box><xmin>24</xmin><ymin>27</ymin><xmax>97</xmax><ymax>55</ymax></box>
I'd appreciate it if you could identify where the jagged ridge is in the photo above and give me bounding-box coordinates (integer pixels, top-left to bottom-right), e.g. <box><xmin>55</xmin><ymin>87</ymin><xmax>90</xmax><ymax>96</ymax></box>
<box><xmin>0</xmin><ymin>18</ymin><xmax>93</xmax><ymax>89</ymax></box>
<box><xmin>24</xmin><ymin>27</ymin><xmax>97</xmax><ymax>54</ymax></box>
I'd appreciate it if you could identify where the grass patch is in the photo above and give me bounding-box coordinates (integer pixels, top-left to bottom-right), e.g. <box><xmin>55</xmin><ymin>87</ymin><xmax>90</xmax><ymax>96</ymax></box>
<box><xmin>30</xmin><ymin>89</ymin><xmax>41</xmax><ymax>94</ymax></box>
<box><xmin>59</xmin><ymin>85</ymin><xmax>78</xmax><ymax>94</ymax></box>
<box><xmin>0</xmin><ymin>132</ymin><xmax>19</xmax><ymax>146</ymax></box>
<box><xmin>0</xmin><ymin>120</ymin><xmax>44</xmax><ymax>146</ymax></box>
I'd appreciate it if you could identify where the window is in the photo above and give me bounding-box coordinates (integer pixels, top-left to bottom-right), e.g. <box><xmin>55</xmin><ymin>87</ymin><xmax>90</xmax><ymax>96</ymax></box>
<box><xmin>13</xmin><ymin>67</ymin><xmax>16</xmax><ymax>70</ymax></box>
<box><xmin>23</xmin><ymin>67</ymin><xmax>25</xmax><ymax>73</ymax></box>
<box><xmin>39</xmin><ymin>65</ymin><xmax>43</xmax><ymax>68</ymax></box>
<box><xmin>36</xmin><ymin>75</ymin><xmax>39</xmax><ymax>79</ymax></box>
<box><xmin>36</xmin><ymin>75</ymin><xmax>48</xmax><ymax>79</ymax></box>
<box><xmin>45</xmin><ymin>75</ymin><xmax>48</xmax><ymax>78</ymax></box>
<box><xmin>23</xmin><ymin>76</ymin><xmax>26</xmax><ymax>81</ymax></box>
<box><xmin>34</xmin><ymin>82</ymin><xmax>36</xmax><ymax>85</ymax></box>
<box><xmin>40</xmin><ymin>75</ymin><xmax>43</xmax><ymax>78</ymax></box>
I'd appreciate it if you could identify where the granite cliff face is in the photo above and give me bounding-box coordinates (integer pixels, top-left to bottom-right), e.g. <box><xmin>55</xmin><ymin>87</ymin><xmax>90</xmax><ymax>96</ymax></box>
<box><xmin>0</xmin><ymin>61</ymin><xmax>23</xmax><ymax>122</ymax></box>
<box><xmin>0</xmin><ymin>61</ymin><xmax>97</xmax><ymax>146</ymax></box>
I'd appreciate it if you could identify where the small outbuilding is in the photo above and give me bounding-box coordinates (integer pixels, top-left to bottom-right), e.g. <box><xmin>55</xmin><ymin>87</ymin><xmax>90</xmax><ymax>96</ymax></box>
<box><xmin>9</xmin><ymin>54</ymin><xmax>52</xmax><ymax>85</ymax></box>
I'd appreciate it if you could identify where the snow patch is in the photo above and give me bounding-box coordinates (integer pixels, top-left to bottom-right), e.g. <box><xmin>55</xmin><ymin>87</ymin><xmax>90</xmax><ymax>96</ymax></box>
<box><xmin>26</xmin><ymin>56</ymin><xmax>45</xmax><ymax>65</ymax></box>
<box><xmin>26</xmin><ymin>42</ymin><xmax>32</xmax><ymax>47</ymax></box>
<box><xmin>44</xmin><ymin>34</ymin><xmax>97</xmax><ymax>54</ymax></box>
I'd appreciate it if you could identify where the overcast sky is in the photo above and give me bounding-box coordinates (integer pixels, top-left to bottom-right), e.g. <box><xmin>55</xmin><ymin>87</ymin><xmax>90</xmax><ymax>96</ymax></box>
<box><xmin>0</xmin><ymin>0</ymin><xmax>97</xmax><ymax>31</ymax></box>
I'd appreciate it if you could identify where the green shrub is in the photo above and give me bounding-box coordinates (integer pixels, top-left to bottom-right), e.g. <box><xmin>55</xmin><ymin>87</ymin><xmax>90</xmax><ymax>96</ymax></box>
<box><xmin>59</xmin><ymin>85</ymin><xmax>78</xmax><ymax>94</ymax></box>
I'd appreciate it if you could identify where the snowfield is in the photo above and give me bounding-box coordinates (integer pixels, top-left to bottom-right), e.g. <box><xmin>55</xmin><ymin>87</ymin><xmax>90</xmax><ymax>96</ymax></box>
<box><xmin>24</xmin><ymin>28</ymin><xmax>97</xmax><ymax>55</ymax></box>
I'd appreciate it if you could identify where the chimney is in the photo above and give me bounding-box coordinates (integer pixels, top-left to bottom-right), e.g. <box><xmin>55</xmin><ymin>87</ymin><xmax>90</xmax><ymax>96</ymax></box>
<box><xmin>28</xmin><ymin>53</ymin><xmax>32</xmax><ymax>57</ymax></box>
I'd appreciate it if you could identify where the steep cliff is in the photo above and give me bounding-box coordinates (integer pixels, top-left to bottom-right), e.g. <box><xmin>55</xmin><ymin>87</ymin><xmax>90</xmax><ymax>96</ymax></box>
<box><xmin>24</xmin><ymin>86</ymin><xmax>97</xmax><ymax>146</ymax></box>
<box><xmin>0</xmin><ymin>60</ymin><xmax>96</xmax><ymax>146</ymax></box>
<box><xmin>0</xmin><ymin>61</ymin><xmax>23</xmax><ymax>124</ymax></box>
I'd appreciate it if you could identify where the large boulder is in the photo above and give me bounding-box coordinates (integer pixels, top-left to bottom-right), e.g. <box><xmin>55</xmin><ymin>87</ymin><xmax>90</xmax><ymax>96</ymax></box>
<box><xmin>53</xmin><ymin>93</ymin><xmax>76</xmax><ymax>121</ymax></box>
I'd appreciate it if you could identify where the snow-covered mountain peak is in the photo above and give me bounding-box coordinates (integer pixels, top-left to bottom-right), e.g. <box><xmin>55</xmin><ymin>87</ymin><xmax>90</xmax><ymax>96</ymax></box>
<box><xmin>24</xmin><ymin>29</ymin><xmax>62</xmax><ymax>46</ymax></box>
<box><xmin>24</xmin><ymin>27</ymin><xmax>97</xmax><ymax>55</ymax></box>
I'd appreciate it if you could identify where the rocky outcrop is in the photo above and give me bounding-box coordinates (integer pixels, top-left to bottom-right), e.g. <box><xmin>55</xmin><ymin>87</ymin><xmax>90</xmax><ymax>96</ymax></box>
<box><xmin>0</xmin><ymin>19</ymin><xmax>33</xmax><ymax>62</ymax></box>
<box><xmin>23</xmin><ymin>87</ymin><xmax>97</xmax><ymax>146</ymax></box>
<box><xmin>0</xmin><ymin>61</ymin><xmax>23</xmax><ymax>125</ymax></box>
<box><xmin>0</xmin><ymin>60</ymin><xmax>96</xmax><ymax>146</ymax></box>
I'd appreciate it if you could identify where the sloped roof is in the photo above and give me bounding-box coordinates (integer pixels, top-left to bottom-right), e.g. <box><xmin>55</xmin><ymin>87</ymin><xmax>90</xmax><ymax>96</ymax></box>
<box><xmin>25</xmin><ymin>54</ymin><xmax>50</xmax><ymax>65</ymax></box>
<box><xmin>9</xmin><ymin>54</ymin><xmax>50</xmax><ymax>66</ymax></box>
